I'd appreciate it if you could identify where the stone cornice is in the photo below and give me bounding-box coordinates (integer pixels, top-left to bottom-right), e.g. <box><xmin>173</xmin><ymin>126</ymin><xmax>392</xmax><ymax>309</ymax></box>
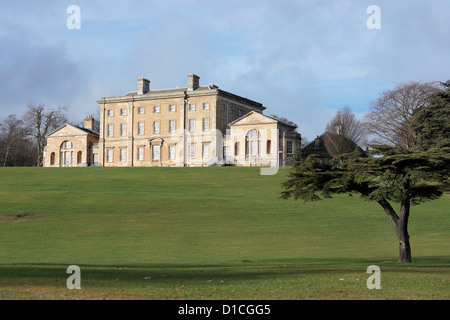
<box><xmin>96</xmin><ymin>87</ymin><xmax>265</xmax><ymax>111</ymax></box>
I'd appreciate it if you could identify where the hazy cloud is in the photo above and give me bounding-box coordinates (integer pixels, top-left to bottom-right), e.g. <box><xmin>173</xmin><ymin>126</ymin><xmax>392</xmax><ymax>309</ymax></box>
<box><xmin>0</xmin><ymin>25</ymin><xmax>90</xmax><ymax>120</ymax></box>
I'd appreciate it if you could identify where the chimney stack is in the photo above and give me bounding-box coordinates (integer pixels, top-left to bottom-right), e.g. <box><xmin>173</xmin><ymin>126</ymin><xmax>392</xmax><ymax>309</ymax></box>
<box><xmin>314</xmin><ymin>136</ymin><xmax>320</xmax><ymax>148</ymax></box>
<box><xmin>187</xmin><ymin>73</ymin><xmax>200</xmax><ymax>91</ymax></box>
<box><xmin>84</xmin><ymin>115</ymin><xmax>95</xmax><ymax>130</ymax></box>
<box><xmin>138</xmin><ymin>77</ymin><xmax>150</xmax><ymax>94</ymax></box>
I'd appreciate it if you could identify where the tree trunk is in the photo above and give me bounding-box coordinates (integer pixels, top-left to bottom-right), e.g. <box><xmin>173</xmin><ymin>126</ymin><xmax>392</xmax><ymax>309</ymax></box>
<box><xmin>3</xmin><ymin>146</ymin><xmax>10</xmax><ymax>167</ymax></box>
<box><xmin>397</xmin><ymin>224</ymin><xmax>411</xmax><ymax>263</ymax></box>
<box><xmin>397</xmin><ymin>192</ymin><xmax>412</xmax><ymax>263</ymax></box>
<box><xmin>36</xmin><ymin>142</ymin><xmax>43</xmax><ymax>167</ymax></box>
<box><xmin>378</xmin><ymin>198</ymin><xmax>412</xmax><ymax>263</ymax></box>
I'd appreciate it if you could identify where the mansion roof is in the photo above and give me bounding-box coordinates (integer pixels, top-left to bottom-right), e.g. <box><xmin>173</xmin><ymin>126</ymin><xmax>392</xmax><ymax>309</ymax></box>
<box><xmin>96</xmin><ymin>78</ymin><xmax>265</xmax><ymax>111</ymax></box>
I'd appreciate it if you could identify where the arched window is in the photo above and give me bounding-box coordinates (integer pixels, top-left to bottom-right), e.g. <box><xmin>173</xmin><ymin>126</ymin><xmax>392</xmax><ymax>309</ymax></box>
<box><xmin>266</xmin><ymin>140</ymin><xmax>271</xmax><ymax>154</ymax></box>
<box><xmin>77</xmin><ymin>151</ymin><xmax>82</xmax><ymax>164</ymax></box>
<box><xmin>248</xmin><ymin>129</ymin><xmax>259</xmax><ymax>139</ymax></box>
<box><xmin>50</xmin><ymin>152</ymin><xmax>55</xmax><ymax>165</ymax></box>
<box><xmin>245</xmin><ymin>129</ymin><xmax>260</xmax><ymax>157</ymax></box>
<box><xmin>234</xmin><ymin>141</ymin><xmax>239</xmax><ymax>156</ymax></box>
<box><xmin>60</xmin><ymin>141</ymin><xmax>73</xmax><ymax>166</ymax></box>
<box><xmin>61</xmin><ymin>141</ymin><xmax>72</xmax><ymax>150</ymax></box>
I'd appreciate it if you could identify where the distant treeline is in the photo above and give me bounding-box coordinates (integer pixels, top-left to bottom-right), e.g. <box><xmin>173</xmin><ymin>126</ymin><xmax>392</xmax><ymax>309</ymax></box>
<box><xmin>0</xmin><ymin>104</ymin><xmax>69</xmax><ymax>167</ymax></box>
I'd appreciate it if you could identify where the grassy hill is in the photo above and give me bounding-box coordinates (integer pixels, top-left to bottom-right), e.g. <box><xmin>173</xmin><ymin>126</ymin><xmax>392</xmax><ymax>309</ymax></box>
<box><xmin>0</xmin><ymin>167</ymin><xmax>448</xmax><ymax>299</ymax></box>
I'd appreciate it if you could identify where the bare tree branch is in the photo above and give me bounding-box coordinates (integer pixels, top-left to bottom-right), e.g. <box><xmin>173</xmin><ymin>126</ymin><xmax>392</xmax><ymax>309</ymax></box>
<box><xmin>365</xmin><ymin>81</ymin><xmax>442</xmax><ymax>149</ymax></box>
<box><xmin>325</xmin><ymin>106</ymin><xmax>367</xmax><ymax>150</ymax></box>
<box><xmin>0</xmin><ymin>114</ymin><xmax>27</xmax><ymax>166</ymax></box>
<box><xmin>23</xmin><ymin>104</ymin><xmax>67</xmax><ymax>166</ymax></box>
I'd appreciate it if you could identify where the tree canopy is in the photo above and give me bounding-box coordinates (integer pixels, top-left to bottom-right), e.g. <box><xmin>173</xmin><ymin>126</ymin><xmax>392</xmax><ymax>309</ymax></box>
<box><xmin>410</xmin><ymin>80</ymin><xmax>450</xmax><ymax>150</ymax></box>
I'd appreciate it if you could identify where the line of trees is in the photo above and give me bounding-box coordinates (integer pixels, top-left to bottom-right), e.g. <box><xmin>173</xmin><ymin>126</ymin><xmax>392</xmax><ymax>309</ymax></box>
<box><xmin>0</xmin><ymin>104</ymin><xmax>67</xmax><ymax>167</ymax></box>
<box><xmin>282</xmin><ymin>80</ymin><xmax>450</xmax><ymax>263</ymax></box>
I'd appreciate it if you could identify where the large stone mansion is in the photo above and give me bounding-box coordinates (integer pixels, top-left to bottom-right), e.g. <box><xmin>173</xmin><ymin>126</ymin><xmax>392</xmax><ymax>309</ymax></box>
<box><xmin>43</xmin><ymin>74</ymin><xmax>301</xmax><ymax>167</ymax></box>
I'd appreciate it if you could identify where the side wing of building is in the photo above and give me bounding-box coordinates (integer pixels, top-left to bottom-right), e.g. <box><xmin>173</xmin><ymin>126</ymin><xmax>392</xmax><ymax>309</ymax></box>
<box><xmin>227</xmin><ymin>111</ymin><xmax>301</xmax><ymax>167</ymax></box>
<box><xmin>43</xmin><ymin>122</ymin><xmax>99</xmax><ymax>167</ymax></box>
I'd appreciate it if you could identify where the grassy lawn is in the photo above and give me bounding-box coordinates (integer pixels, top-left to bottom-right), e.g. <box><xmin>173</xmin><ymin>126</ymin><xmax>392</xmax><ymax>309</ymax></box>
<box><xmin>0</xmin><ymin>167</ymin><xmax>448</xmax><ymax>299</ymax></box>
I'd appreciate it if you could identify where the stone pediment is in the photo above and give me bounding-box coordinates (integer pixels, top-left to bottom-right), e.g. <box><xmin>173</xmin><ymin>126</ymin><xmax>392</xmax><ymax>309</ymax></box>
<box><xmin>47</xmin><ymin>124</ymin><xmax>94</xmax><ymax>138</ymax></box>
<box><xmin>229</xmin><ymin>111</ymin><xmax>278</xmax><ymax>127</ymax></box>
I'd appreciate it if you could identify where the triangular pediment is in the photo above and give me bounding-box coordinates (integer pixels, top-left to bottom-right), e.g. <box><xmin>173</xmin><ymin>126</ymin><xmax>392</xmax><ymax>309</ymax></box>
<box><xmin>229</xmin><ymin>111</ymin><xmax>278</xmax><ymax>127</ymax></box>
<box><xmin>47</xmin><ymin>124</ymin><xmax>92</xmax><ymax>137</ymax></box>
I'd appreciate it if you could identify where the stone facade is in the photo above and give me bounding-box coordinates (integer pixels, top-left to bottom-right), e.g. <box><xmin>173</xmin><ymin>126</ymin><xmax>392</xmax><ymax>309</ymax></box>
<box><xmin>43</xmin><ymin>121</ymin><xmax>99</xmax><ymax>167</ymax></box>
<box><xmin>44</xmin><ymin>74</ymin><xmax>301</xmax><ymax>167</ymax></box>
<box><xmin>227</xmin><ymin>111</ymin><xmax>300</xmax><ymax>167</ymax></box>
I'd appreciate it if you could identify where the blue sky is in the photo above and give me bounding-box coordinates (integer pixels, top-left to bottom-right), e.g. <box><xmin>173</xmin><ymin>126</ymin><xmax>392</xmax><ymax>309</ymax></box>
<box><xmin>1</xmin><ymin>0</ymin><xmax>449</xmax><ymax>140</ymax></box>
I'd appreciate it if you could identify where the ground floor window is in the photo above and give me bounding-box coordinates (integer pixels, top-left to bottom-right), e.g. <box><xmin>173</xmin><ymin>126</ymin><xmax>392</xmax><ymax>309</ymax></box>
<box><xmin>245</xmin><ymin>129</ymin><xmax>260</xmax><ymax>156</ymax></box>
<box><xmin>120</xmin><ymin>148</ymin><xmax>127</xmax><ymax>162</ymax></box>
<box><xmin>107</xmin><ymin>149</ymin><xmax>113</xmax><ymax>163</ymax></box>
<box><xmin>137</xmin><ymin>147</ymin><xmax>144</xmax><ymax>161</ymax></box>
<box><xmin>60</xmin><ymin>141</ymin><xmax>73</xmax><ymax>166</ymax></box>
<box><xmin>168</xmin><ymin>145</ymin><xmax>176</xmax><ymax>160</ymax></box>
<box><xmin>60</xmin><ymin>151</ymin><xmax>73</xmax><ymax>165</ymax></box>
<box><xmin>247</xmin><ymin>140</ymin><xmax>260</xmax><ymax>156</ymax></box>
<box><xmin>202</xmin><ymin>144</ymin><xmax>210</xmax><ymax>159</ymax></box>
<box><xmin>152</xmin><ymin>145</ymin><xmax>160</xmax><ymax>160</ymax></box>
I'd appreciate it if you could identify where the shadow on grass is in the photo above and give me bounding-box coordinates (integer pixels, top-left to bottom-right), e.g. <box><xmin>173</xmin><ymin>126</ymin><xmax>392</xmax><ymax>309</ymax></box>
<box><xmin>1</xmin><ymin>256</ymin><xmax>449</xmax><ymax>289</ymax></box>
